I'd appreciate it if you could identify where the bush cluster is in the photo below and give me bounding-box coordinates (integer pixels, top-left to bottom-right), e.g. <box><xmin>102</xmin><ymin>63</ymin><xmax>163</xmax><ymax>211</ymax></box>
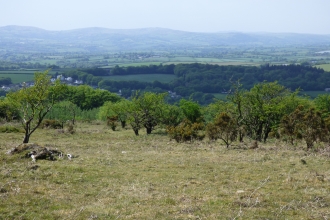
<box><xmin>167</xmin><ymin>119</ymin><xmax>205</xmax><ymax>143</ymax></box>
<box><xmin>0</xmin><ymin>125</ymin><xmax>23</xmax><ymax>133</ymax></box>
<box><xmin>40</xmin><ymin>119</ymin><xmax>62</xmax><ymax>129</ymax></box>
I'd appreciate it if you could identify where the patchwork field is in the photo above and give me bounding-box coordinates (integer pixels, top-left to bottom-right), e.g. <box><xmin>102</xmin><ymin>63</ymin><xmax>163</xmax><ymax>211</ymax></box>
<box><xmin>1</xmin><ymin>122</ymin><xmax>330</xmax><ymax>219</ymax></box>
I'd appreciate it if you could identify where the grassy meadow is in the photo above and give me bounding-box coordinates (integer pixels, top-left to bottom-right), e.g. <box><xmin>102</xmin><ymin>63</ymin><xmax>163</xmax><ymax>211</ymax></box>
<box><xmin>315</xmin><ymin>64</ymin><xmax>330</xmax><ymax>72</ymax></box>
<box><xmin>0</xmin><ymin>70</ymin><xmax>58</xmax><ymax>84</ymax></box>
<box><xmin>1</xmin><ymin>122</ymin><xmax>330</xmax><ymax>219</ymax></box>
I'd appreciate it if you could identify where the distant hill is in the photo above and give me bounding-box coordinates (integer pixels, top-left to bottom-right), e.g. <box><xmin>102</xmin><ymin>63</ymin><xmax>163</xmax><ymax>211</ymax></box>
<box><xmin>1</xmin><ymin>25</ymin><xmax>330</xmax><ymax>53</ymax></box>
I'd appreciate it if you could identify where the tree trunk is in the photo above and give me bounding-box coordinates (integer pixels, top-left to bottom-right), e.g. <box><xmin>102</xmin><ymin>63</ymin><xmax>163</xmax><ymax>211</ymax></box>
<box><xmin>23</xmin><ymin>122</ymin><xmax>30</xmax><ymax>143</ymax></box>
<box><xmin>146</xmin><ymin>127</ymin><xmax>152</xmax><ymax>134</ymax></box>
<box><xmin>263</xmin><ymin>127</ymin><xmax>271</xmax><ymax>143</ymax></box>
<box><xmin>23</xmin><ymin>134</ymin><xmax>30</xmax><ymax>143</ymax></box>
<box><xmin>256</xmin><ymin>124</ymin><xmax>263</xmax><ymax>142</ymax></box>
<box><xmin>121</xmin><ymin>121</ymin><xmax>126</xmax><ymax>128</ymax></box>
<box><xmin>239</xmin><ymin>130</ymin><xmax>244</xmax><ymax>142</ymax></box>
<box><xmin>133</xmin><ymin>129</ymin><xmax>139</xmax><ymax>136</ymax></box>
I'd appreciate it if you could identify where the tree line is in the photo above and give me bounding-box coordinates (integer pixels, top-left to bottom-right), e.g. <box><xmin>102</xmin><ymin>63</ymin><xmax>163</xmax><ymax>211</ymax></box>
<box><xmin>2</xmin><ymin>70</ymin><xmax>330</xmax><ymax>150</ymax></box>
<box><xmin>64</xmin><ymin>63</ymin><xmax>327</xmax><ymax>103</ymax></box>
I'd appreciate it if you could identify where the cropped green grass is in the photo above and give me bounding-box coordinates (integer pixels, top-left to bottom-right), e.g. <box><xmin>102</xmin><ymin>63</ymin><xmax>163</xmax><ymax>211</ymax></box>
<box><xmin>103</xmin><ymin>74</ymin><xmax>177</xmax><ymax>83</ymax></box>
<box><xmin>1</xmin><ymin>122</ymin><xmax>330</xmax><ymax>219</ymax></box>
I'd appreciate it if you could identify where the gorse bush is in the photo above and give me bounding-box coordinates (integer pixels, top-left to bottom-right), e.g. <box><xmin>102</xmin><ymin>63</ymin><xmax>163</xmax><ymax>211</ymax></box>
<box><xmin>0</xmin><ymin>125</ymin><xmax>23</xmax><ymax>133</ymax></box>
<box><xmin>280</xmin><ymin>105</ymin><xmax>328</xmax><ymax>149</ymax></box>
<box><xmin>167</xmin><ymin>119</ymin><xmax>205</xmax><ymax>143</ymax></box>
<box><xmin>206</xmin><ymin>112</ymin><xmax>238</xmax><ymax>147</ymax></box>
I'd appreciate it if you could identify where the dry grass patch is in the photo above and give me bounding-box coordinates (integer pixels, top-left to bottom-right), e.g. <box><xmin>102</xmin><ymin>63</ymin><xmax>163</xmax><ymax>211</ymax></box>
<box><xmin>1</xmin><ymin>122</ymin><xmax>330</xmax><ymax>219</ymax></box>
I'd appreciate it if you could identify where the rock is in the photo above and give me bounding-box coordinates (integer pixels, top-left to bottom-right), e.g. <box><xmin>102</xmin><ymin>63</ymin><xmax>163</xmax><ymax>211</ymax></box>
<box><xmin>7</xmin><ymin>143</ymin><xmax>64</xmax><ymax>161</ymax></box>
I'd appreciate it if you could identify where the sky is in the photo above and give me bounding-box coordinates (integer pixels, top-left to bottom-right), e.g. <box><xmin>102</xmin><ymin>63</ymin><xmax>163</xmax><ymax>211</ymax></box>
<box><xmin>1</xmin><ymin>0</ymin><xmax>330</xmax><ymax>34</ymax></box>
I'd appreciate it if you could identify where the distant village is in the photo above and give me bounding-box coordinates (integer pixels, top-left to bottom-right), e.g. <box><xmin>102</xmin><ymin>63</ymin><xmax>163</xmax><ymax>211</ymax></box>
<box><xmin>1</xmin><ymin>75</ymin><xmax>182</xmax><ymax>99</ymax></box>
<box><xmin>0</xmin><ymin>74</ymin><xmax>84</xmax><ymax>93</ymax></box>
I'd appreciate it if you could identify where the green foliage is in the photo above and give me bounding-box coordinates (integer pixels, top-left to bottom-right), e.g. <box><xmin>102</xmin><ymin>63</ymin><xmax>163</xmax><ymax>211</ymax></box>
<box><xmin>179</xmin><ymin>99</ymin><xmax>203</xmax><ymax>123</ymax></box>
<box><xmin>0</xmin><ymin>98</ymin><xmax>20</xmax><ymax>121</ymax></box>
<box><xmin>46</xmin><ymin>101</ymin><xmax>78</xmax><ymax>125</ymax></box>
<box><xmin>66</xmin><ymin>85</ymin><xmax>121</xmax><ymax>110</ymax></box>
<box><xmin>203</xmin><ymin>100</ymin><xmax>235</xmax><ymax>123</ymax></box>
<box><xmin>126</xmin><ymin>100</ymin><xmax>143</xmax><ymax>136</ymax></box>
<box><xmin>131</xmin><ymin>92</ymin><xmax>167</xmax><ymax>134</ymax></box>
<box><xmin>98</xmin><ymin>100</ymin><xmax>130</xmax><ymax>128</ymax></box>
<box><xmin>160</xmin><ymin>104</ymin><xmax>184</xmax><ymax>127</ymax></box>
<box><xmin>206</xmin><ymin>112</ymin><xmax>238</xmax><ymax>147</ymax></box>
<box><xmin>0</xmin><ymin>125</ymin><xmax>23</xmax><ymax>133</ymax></box>
<box><xmin>7</xmin><ymin>70</ymin><xmax>66</xmax><ymax>143</ymax></box>
<box><xmin>172</xmin><ymin>63</ymin><xmax>329</xmax><ymax>93</ymax></box>
<box><xmin>314</xmin><ymin>94</ymin><xmax>330</xmax><ymax>118</ymax></box>
<box><xmin>230</xmin><ymin>81</ymin><xmax>293</xmax><ymax>142</ymax></box>
<box><xmin>167</xmin><ymin>119</ymin><xmax>205</xmax><ymax>143</ymax></box>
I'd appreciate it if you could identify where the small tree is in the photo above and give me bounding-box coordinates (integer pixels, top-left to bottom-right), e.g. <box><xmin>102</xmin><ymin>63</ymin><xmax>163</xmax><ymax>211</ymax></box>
<box><xmin>131</xmin><ymin>92</ymin><xmax>167</xmax><ymax>134</ymax></box>
<box><xmin>7</xmin><ymin>71</ymin><xmax>65</xmax><ymax>143</ymax></box>
<box><xmin>98</xmin><ymin>100</ymin><xmax>128</xmax><ymax>128</ymax></box>
<box><xmin>206</xmin><ymin>112</ymin><xmax>238</xmax><ymax>148</ymax></box>
<box><xmin>126</xmin><ymin>101</ymin><xmax>143</xmax><ymax>136</ymax></box>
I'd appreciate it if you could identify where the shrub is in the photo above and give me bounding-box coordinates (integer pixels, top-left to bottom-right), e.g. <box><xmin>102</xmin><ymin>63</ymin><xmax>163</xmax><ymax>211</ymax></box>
<box><xmin>280</xmin><ymin>106</ymin><xmax>328</xmax><ymax>149</ymax></box>
<box><xmin>167</xmin><ymin>119</ymin><xmax>205</xmax><ymax>143</ymax></box>
<box><xmin>40</xmin><ymin>119</ymin><xmax>62</xmax><ymax>129</ymax></box>
<box><xmin>206</xmin><ymin>112</ymin><xmax>238</xmax><ymax>148</ymax></box>
<box><xmin>0</xmin><ymin>125</ymin><xmax>23</xmax><ymax>133</ymax></box>
<box><xmin>107</xmin><ymin>116</ymin><xmax>118</xmax><ymax>131</ymax></box>
<box><xmin>66</xmin><ymin>123</ymin><xmax>75</xmax><ymax>134</ymax></box>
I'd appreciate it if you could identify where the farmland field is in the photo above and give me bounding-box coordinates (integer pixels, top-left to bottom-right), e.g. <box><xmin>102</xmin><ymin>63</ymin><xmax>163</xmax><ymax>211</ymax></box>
<box><xmin>103</xmin><ymin>74</ymin><xmax>177</xmax><ymax>83</ymax></box>
<box><xmin>1</xmin><ymin>122</ymin><xmax>330</xmax><ymax>219</ymax></box>
<box><xmin>0</xmin><ymin>71</ymin><xmax>57</xmax><ymax>83</ymax></box>
<box><xmin>315</xmin><ymin>64</ymin><xmax>330</xmax><ymax>72</ymax></box>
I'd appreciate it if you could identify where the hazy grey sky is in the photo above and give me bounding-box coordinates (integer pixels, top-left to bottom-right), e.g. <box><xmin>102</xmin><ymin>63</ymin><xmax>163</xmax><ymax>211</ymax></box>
<box><xmin>1</xmin><ymin>0</ymin><xmax>329</xmax><ymax>34</ymax></box>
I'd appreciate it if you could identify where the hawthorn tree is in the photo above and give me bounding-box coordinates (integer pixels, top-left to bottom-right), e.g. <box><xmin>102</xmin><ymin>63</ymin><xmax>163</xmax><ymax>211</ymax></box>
<box><xmin>131</xmin><ymin>92</ymin><xmax>167</xmax><ymax>134</ymax></box>
<box><xmin>7</xmin><ymin>71</ymin><xmax>66</xmax><ymax>143</ymax></box>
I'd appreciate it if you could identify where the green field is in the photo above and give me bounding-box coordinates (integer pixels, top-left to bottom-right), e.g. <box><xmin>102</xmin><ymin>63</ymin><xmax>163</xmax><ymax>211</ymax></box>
<box><xmin>103</xmin><ymin>74</ymin><xmax>177</xmax><ymax>83</ymax></box>
<box><xmin>315</xmin><ymin>64</ymin><xmax>330</xmax><ymax>71</ymax></box>
<box><xmin>0</xmin><ymin>70</ymin><xmax>57</xmax><ymax>83</ymax></box>
<box><xmin>0</xmin><ymin>74</ymin><xmax>35</xmax><ymax>84</ymax></box>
